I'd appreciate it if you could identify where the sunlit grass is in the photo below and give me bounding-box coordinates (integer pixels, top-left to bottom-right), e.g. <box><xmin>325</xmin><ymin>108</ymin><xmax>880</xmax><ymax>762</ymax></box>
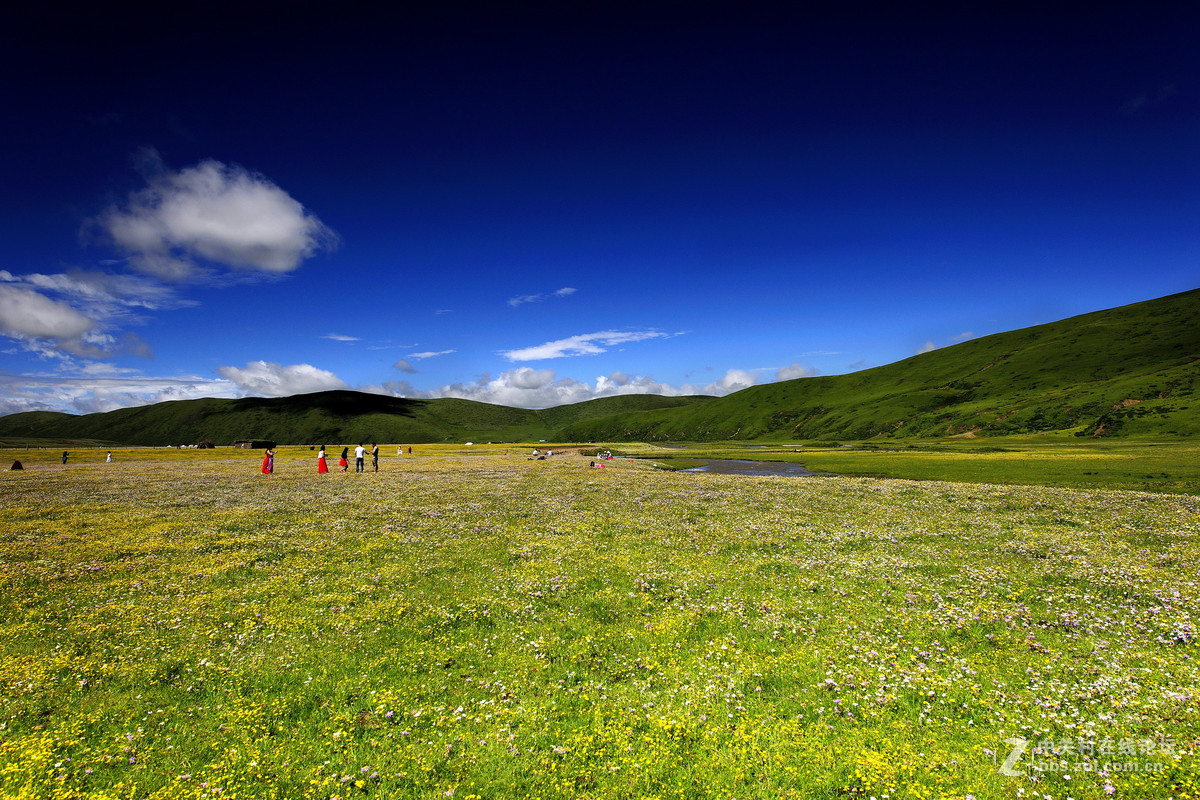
<box><xmin>630</xmin><ymin>438</ymin><xmax>1200</xmax><ymax>495</ymax></box>
<box><xmin>1</xmin><ymin>446</ymin><xmax>1198</xmax><ymax>798</ymax></box>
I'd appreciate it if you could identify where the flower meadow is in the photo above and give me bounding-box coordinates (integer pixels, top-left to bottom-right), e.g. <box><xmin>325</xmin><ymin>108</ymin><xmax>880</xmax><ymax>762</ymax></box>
<box><xmin>1</xmin><ymin>446</ymin><xmax>1198</xmax><ymax>799</ymax></box>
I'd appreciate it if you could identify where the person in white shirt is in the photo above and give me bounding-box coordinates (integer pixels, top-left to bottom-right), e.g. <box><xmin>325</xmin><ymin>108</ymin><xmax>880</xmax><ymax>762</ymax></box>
<box><xmin>354</xmin><ymin>444</ymin><xmax>367</xmax><ymax>473</ymax></box>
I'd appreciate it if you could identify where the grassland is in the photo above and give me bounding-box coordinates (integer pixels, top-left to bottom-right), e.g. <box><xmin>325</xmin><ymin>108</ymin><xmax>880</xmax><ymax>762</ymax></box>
<box><xmin>1</xmin><ymin>446</ymin><xmax>1197</xmax><ymax>798</ymax></box>
<box><xmin>629</xmin><ymin>439</ymin><xmax>1200</xmax><ymax>496</ymax></box>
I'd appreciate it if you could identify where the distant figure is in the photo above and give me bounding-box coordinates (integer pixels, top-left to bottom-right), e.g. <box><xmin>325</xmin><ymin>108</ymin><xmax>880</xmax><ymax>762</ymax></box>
<box><xmin>397</xmin><ymin>446</ymin><xmax>403</xmax><ymax>456</ymax></box>
<box><xmin>317</xmin><ymin>445</ymin><xmax>328</xmax><ymax>474</ymax></box>
<box><xmin>408</xmin><ymin>446</ymin><xmax>412</xmax><ymax>454</ymax></box>
<box><xmin>261</xmin><ymin>448</ymin><xmax>277</xmax><ymax>475</ymax></box>
<box><xmin>339</xmin><ymin>447</ymin><xmax>349</xmax><ymax>471</ymax></box>
<box><xmin>105</xmin><ymin>451</ymin><xmax>112</xmax><ymax>463</ymax></box>
<box><xmin>62</xmin><ymin>451</ymin><xmax>69</xmax><ymax>464</ymax></box>
<box><xmin>354</xmin><ymin>443</ymin><xmax>366</xmax><ymax>473</ymax></box>
<box><xmin>371</xmin><ymin>443</ymin><xmax>379</xmax><ymax>472</ymax></box>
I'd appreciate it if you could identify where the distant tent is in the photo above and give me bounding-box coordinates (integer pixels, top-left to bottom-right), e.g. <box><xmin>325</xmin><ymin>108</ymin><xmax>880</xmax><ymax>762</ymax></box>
<box><xmin>196</xmin><ymin>440</ymin><xmax>216</xmax><ymax>449</ymax></box>
<box><xmin>10</xmin><ymin>460</ymin><xmax>23</xmax><ymax>470</ymax></box>
<box><xmin>234</xmin><ymin>439</ymin><xmax>277</xmax><ymax>449</ymax></box>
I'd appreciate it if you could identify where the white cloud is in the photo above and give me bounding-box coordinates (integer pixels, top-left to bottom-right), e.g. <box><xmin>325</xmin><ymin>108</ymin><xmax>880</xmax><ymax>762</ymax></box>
<box><xmin>0</xmin><ymin>271</ymin><xmax>186</xmax><ymax>359</ymax></box>
<box><xmin>507</xmin><ymin>286</ymin><xmax>577</xmax><ymax>307</ymax></box>
<box><xmin>501</xmin><ymin>329</ymin><xmax>671</xmax><ymax>361</ymax></box>
<box><xmin>2</xmin><ymin>361</ymin><xmax>774</xmax><ymax>416</ymax></box>
<box><xmin>710</xmin><ymin>369</ymin><xmax>759</xmax><ymax>393</ymax></box>
<box><xmin>378</xmin><ymin>366</ymin><xmax>764</xmax><ymax>409</ymax></box>
<box><xmin>409</xmin><ymin>349</ymin><xmax>455</xmax><ymax>359</ymax></box>
<box><xmin>950</xmin><ymin>331</ymin><xmax>974</xmax><ymax>342</ymax></box>
<box><xmin>916</xmin><ymin>341</ymin><xmax>937</xmax><ymax>354</ymax></box>
<box><xmin>18</xmin><ymin>270</ymin><xmax>182</xmax><ymax>313</ymax></box>
<box><xmin>0</xmin><ymin>372</ymin><xmax>240</xmax><ymax>416</ymax></box>
<box><xmin>96</xmin><ymin>152</ymin><xmax>336</xmax><ymax>279</ymax></box>
<box><xmin>393</xmin><ymin>359</ymin><xmax>416</xmax><ymax>373</ymax></box>
<box><xmin>216</xmin><ymin>361</ymin><xmax>349</xmax><ymax>396</ymax></box>
<box><xmin>323</xmin><ymin>333</ymin><xmax>359</xmax><ymax>342</ymax></box>
<box><xmin>775</xmin><ymin>362</ymin><xmax>815</xmax><ymax>381</ymax></box>
<box><xmin>0</xmin><ymin>284</ymin><xmax>96</xmax><ymax>340</ymax></box>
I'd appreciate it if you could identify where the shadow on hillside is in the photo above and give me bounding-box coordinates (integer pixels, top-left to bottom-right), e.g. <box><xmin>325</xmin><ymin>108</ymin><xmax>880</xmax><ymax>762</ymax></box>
<box><xmin>230</xmin><ymin>391</ymin><xmax>427</xmax><ymax>418</ymax></box>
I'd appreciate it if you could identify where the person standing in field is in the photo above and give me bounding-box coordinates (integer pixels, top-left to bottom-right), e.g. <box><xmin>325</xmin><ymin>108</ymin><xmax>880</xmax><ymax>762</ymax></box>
<box><xmin>371</xmin><ymin>443</ymin><xmax>379</xmax><ymax>472</ymax></box>
<box><xmin>317</xmin><ymin>445</ymin><xmax>328</xmax><ymax>474</ymax></box>
<box><xmin>339</xmin><ymin>447</ymin><xmax>349</xmax><ymax>471</ymax></box>
<box><xmin>62</xmin><ymin>451</ymin><xmax>69</xmax><ymax>464</ymax></box>
<box><xmin>105</xmin><ymin>451</ymin><xmax>112</xmax><ymax>463</ymax></box>
<box><xmin>261</xmin><ymin>448</ymin><xmax>277</xmax><ymax>474</ymax></box>
<box><xmin>354</xmin><ymin>443</ymin><xmax>366</xmax><ymax>473</ymax></box>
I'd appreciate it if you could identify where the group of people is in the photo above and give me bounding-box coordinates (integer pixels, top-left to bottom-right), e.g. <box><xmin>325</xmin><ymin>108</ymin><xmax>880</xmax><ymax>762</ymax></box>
<box><xmin>58</xmin><ymin>450</ymin><xmax>114</xmax><ymax>465</ymax></box>
<box><xmin>265</xmin><ymin>444</ymin><xmax>382</xmax><ymax>475</ymax></box>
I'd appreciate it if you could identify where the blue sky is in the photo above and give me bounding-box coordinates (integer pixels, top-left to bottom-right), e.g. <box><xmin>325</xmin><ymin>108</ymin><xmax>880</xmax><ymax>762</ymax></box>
<box><xmin>1</xmin><ymin>2</ymin><xmax>1196</xmax><ymax>414</ymax></box>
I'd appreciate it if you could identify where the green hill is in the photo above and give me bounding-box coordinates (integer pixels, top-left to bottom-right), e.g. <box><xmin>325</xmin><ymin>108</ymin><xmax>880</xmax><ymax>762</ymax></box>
<box><xmin>2</xmin><ymin>289</ymin><xmax>1198</xmax><ymax>445</ymax></box>
<box><xmin>0</xmin><ymin>390</ymin><xmax>712</xmax><ymax>447</ymax></box>
<box><xmin>560</xmin><ymin>288</ymin><xmax>1200</xmax><ymax>441</ymax></box>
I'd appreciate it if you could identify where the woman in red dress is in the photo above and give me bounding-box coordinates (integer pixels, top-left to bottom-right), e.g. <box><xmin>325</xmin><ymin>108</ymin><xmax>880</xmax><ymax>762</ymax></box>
<box><xmin>339</xmin><ymin>446</ymin><xmax>349</xmax><ymax>471</ymax></box>
<box><xmin>261</xmin><ymin>448</ymin><xmax>276</xmax><ymax>474</ymax></box>
<box><xmin>317</xmin><ymin>445</ymin><xmax>328</xmax><ymax>473</ymax></box>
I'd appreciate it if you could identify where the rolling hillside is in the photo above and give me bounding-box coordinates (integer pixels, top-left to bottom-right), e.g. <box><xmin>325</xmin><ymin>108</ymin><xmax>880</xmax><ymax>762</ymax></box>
<box><xmin>1</xmin><ymin>289</ymin><xmax>1197</xmax><ymax>445</ymax></box>
<box><xmin>0</xmin><ymin>390</ymin><xmax>713</xmax><ymax>447</ymax></box>
<box><xmin>560</xmin><ymin>289</ymin><xmax>1200</xmax><ymax>441</ymax></box>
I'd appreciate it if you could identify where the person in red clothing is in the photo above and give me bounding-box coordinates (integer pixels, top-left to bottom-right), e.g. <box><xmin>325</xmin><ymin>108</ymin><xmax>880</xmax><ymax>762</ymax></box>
<box><xmin>317</xmin><ymin>445</ymin><xmax>328</xmax><ymax>474</ymax></box>
<box><xmin>261</xmin><ymin>448</ymin><xmax>277</xmax><ymax>474</ymax></box>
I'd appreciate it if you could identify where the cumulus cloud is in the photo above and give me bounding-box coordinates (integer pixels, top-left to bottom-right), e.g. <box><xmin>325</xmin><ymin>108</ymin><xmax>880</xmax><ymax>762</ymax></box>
<box><xmin>0</xmin><ymin>372</ymin><xmax>240</xmax><ymax>416</ymax></box>
<box><xmin>775</xmin><ymin>362</ymin><xmax>815</xmax><ymax>381</ymax></box>
<box><xmin>377</xmin><ymin>366</ymin><xmax>764</xmax><ymax>409</ymax></box>
<box><xmin>916</xmin><ymin>341</ymin><xmax>937</xmax><ymax>354</ymax></box>
<box><xmin>95</xmin><ymin>152</ymin><xmax>336</xmax><ymax>280</ymax></box>
<box><xmin>0</xmin><ymin>284</ymin><xmax>96</xmax><ymax>341</ymax></box>
<box><xmin>216</xmin><ymin>360</ymin><xmax>349</xmax><ymax>396</ymax></box>
<box><xmin>507</xmin><ymin>287</ymin><xmax>577</xmax><ymax>307</ymax></box>
<box><xmin>501</xmin><ymin>329</ymin><xmax>671</xmax><ymax>361</ymax></box>
<box><xmin>710</xmin><ymin>369</ymin><xmax>759</xmax><ymax>393</ymax></box>
<box><xmin>393</xmin><ymin>359</ymin><xmax>416</xmax><ymax>373</ymax></box>
<box><xmin>0</xmin><ymin>270</ymin><xmax>188</xmax><ymax>359</ymax></box>
<box><xmin>950</xmin><ymin>331</ymin><xmax>974</xmax><ymax>342</ymax></box>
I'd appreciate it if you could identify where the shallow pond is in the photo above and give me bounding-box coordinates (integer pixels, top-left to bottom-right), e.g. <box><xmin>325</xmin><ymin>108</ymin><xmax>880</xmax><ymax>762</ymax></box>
<box><xmin>675</xmin><ymin>459</ymin><xmax>829</xmax><ymax>477</ymax></box>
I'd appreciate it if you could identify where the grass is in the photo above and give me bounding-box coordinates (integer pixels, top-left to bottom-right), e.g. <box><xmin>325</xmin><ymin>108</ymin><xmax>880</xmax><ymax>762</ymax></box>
<box><xmin>1</xmin><ymin>445</ymin><xmax>1198</xmax><ymax>798</ymax></box>
<box><xmin>627</xmin><ymin>438</ymin><xmax>1200</xmax><ymax>495</ymax></box>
